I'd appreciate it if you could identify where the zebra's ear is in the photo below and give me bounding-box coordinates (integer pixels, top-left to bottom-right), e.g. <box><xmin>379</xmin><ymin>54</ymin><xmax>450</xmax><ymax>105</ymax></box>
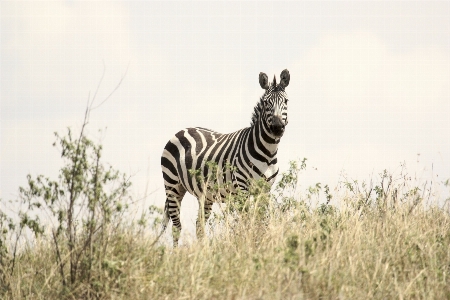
<box><xmin>280</xmin><ymin>69</ymin><xmax>290</xmax><ymax>88</ymax></box>
<box><xmin>259</xmin><ymin>72</ymin><xmax>269</xmax><ymax>90</ymax></box>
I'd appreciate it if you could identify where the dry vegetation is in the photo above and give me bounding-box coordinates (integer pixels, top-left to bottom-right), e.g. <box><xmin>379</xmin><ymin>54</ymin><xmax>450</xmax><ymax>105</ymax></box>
<box><xmin>1</xmin><ymin>156</ymin><xmax>450</xmax><ymax>299</ymax></box>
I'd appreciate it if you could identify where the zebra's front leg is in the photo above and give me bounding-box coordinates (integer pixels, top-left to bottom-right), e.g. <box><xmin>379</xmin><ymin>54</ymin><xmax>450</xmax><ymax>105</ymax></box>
<box><xmin>196</xmin><ymin>199</ymin><xmax>213</xmax><ymax>241</ymax></box>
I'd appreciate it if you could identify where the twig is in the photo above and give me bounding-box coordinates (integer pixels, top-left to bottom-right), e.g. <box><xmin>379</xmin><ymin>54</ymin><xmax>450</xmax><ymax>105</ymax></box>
<box><xmin>9</xmin><ymin>225</ymin><xmax>24</xmax><ymax>276</ymax></box>
<box><xmin>52</xmin><ymin>230</ymin><xmax>67</xmax><ymax>286</ymax></box>
<box><xmin>91</xmin><ymin>61</ymin><xmax>130</xmax><ymax>111</ymax></box>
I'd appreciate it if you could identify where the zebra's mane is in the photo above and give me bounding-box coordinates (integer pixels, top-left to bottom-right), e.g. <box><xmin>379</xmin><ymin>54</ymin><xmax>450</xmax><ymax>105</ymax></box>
<box><xmin>250</xmin><ymin>98</ymin><xmax>263</xmax><ymax>126</ymax></box>
<box><xmin>250</xmin><ymin>82</ymin><xmax>278</xmax><ymax>126</ymax></box>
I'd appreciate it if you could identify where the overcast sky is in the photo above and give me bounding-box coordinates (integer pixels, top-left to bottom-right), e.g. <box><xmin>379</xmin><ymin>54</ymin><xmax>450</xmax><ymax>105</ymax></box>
<box><xmin>2</xmin><ymin>1</ymin><xmax>450</xmax><ymax>239</ymax></box>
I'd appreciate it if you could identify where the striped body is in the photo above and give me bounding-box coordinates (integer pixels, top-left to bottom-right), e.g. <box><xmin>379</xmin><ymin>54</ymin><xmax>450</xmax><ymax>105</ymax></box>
<box><xmin>161</xmin><ymin>70</ymin><xmax>290</xmax><ymax>246</ymax></box>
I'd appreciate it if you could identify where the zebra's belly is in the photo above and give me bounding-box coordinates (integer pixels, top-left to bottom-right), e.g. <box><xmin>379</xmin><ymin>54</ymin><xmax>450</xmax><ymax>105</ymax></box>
<box><xmin>184</xmin><ymin>164</ymin><xmax>237</xmax><ymax>203</ymax></box>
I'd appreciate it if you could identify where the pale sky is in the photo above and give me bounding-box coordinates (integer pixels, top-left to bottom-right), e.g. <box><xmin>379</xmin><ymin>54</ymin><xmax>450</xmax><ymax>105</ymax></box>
<box><xmin>2</xmin><ymin>1</ymin><xmax>450</xmax><ymax>239</ymax></box>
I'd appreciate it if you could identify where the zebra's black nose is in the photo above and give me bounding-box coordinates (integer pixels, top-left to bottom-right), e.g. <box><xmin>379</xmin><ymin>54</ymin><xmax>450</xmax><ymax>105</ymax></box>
<box><xmin>271</xmin><ymin>117</ymin><xmax>285</xmax><ymax>137</ymax></box>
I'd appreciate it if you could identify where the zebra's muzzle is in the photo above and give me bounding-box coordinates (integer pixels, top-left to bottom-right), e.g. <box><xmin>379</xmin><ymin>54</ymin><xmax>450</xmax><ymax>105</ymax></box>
<box><xmin>270</xmin><ymin>117</ymin><xmax>285</xmax><ymax>137</ymax></box>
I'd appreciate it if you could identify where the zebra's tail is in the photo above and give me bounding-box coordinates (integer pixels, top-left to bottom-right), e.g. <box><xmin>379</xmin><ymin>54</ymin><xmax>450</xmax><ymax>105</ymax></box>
<box><xmin>161</xmin><ymin>200</ymin><xmax>170</xmax><ymax>232</ymax></box>
<box><xmin>150</xmin><ymin>201</ymin><xmax>170</xmax><ymax>247</ymax></box>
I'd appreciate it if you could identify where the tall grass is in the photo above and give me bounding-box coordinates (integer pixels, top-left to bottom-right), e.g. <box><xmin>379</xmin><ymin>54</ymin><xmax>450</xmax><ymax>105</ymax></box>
<box><xmin>2</xmin><ymin>162</ymin><xmax>450</xmax><ymax>299</ymax></box>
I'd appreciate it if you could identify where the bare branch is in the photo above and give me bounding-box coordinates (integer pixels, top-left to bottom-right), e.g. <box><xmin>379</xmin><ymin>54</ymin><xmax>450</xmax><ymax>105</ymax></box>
<box><xmin>90</xmin><ymin>60</ymin><xmax>106</xmax><ymax>111</ymax></box>
<box><xmin>91</xmin><ymin>61</ymin><xmax>130</xmax><ymax>111</ymax></box>
<box><xmin>52</xmin><ymin>229</ymin><xmax>66</xmax><ymax>287</ymax></box>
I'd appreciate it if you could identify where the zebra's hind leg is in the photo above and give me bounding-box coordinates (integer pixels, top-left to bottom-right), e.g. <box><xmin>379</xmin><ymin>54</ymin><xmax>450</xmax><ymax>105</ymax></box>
<box><xmin>165</xmin><ymin>184</ymin><xmax>187</xmax><ymax>247</ymax></box>
<box><xmin>196</xmin><ymin>199</ymin><xmax>213</xmax><ymax>241</ymax></box>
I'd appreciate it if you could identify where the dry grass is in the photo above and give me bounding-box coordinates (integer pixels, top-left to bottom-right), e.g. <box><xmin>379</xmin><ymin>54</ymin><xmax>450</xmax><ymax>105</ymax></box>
<box><xmin>2</xmin><ymin>193</ymin><xmax>450</xmax><ymax>299</ymax></box>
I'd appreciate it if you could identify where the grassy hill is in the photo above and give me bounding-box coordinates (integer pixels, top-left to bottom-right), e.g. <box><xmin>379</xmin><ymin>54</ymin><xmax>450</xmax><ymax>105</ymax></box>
<box><xmin>2</xmin><ymin>170</ymin><xmax>450</xmax><ymax>299</ymax></box>
<box><xmin>1</xmin><ymin>127</ymin><xmax>449</xmax><ymax>299</ymax></box>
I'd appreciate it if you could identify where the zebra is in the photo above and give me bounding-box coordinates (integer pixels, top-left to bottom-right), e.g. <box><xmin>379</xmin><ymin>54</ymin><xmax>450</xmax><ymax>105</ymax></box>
<box><xmin>160</xmin><ymin>69</ymin><xmax>290</xmax><ymax>246</ymax></box>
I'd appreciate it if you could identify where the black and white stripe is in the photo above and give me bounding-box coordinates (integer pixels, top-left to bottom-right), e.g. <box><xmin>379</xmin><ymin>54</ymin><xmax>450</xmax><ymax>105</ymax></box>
<box><xmin>160</xmin><ymin>69</ymin><xmax>290</xmax><ymax>246</ymax></box>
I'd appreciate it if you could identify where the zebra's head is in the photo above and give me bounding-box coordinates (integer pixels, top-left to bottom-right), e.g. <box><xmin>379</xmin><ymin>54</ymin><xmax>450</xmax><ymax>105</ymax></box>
<box><xmin>258</xmin><ymin>69</ymin><xmax>290</xmax><ymax>139</ymax></box>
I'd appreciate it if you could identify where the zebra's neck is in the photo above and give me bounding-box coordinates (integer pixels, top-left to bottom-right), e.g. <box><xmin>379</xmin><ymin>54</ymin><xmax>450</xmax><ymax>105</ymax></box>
<box><xmin>258</xmin><ymin>117</ymin><xmax>279</xmax><ymax>155</ymax></box>
<box><xmin>230</xmin><ymin>119</ymin><xmax>279</xmax><ymax>186</ymax></box>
